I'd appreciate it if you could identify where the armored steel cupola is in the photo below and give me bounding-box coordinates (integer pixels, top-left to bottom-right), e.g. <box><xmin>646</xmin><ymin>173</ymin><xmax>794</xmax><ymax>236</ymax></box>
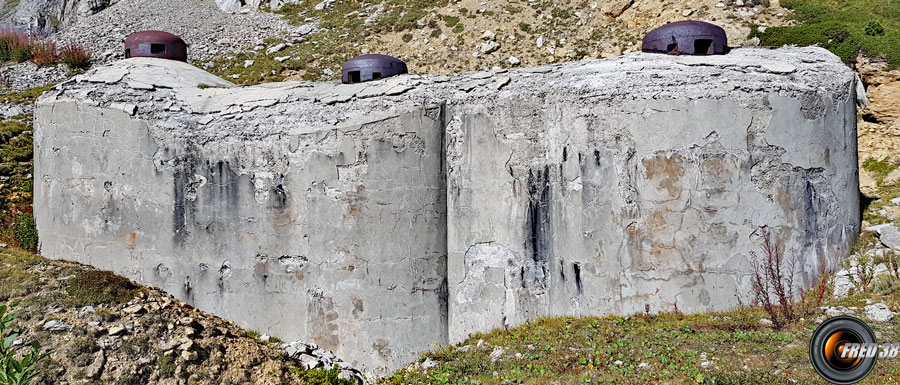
<box><xmin>124</xmin><ymin>31</ymin><xmax>188</xmax><ymax>62</ymax></box>
<box><xmin>641</xmin><ymin>20</ymin><xmax>728</xmax><ymax>55</ymax></box>
<box><xmin>341</xmin><ymin>54</ymin><xmax>408</xmax><ymax>84</ymax></box>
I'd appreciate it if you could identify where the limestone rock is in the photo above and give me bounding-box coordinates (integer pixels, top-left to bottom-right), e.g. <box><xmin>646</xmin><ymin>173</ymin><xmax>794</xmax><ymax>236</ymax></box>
<box><xmin>865</xmin><ymin>81</ymin><xmax>900</xmax><ymax>124</ymax></box>
<box><xmin>489</xmin><ymin>346</ymin><xmax>504</xmax><ymax>362</ymax></box>
<box><xmin>215</xmin><ymin>0</ymin><xmax>242</xmax><ymax>12</ymax></box>
<box><xmin>884</xmin><ymin>168</ymin><xmax>900</xmax><ymax>186</ymax></box>
<box><xmin>601</xmin><ymin>0</ymin><xmax>634</xmax><ymax>18</ymax></box>
<box><xmin>879</xmin><ymin>225</ymin><xmax>900</xmax><ymax>250</ymax></box>
<box><xmin>107</xmin><ymin>325</ymin><xmax>127</xmax><ymax>336</ymax></box>
<box><xmin>865</xmin><ymin>302</ymin><xmax>895</xmax><ymax>322</ymax></box>
<box><xmin>42</xmin><ymin>320</ymin><xmax>72</xmax><ymax>332</ymax></box>
<box><xmin>180</xmin><ymin>350</ymin><xmax>198</xmax><ymax>361</ymax></box>
<box><xmin>479</xmin><ymin>41</ymin><xmax>501</xmax><ymax>54</ymax></box>
<box><xmin>421</xmin><ymin>357</ymin><xmax>438</xmax><ymax>369</ymax></box>
<box><xmin>266</xmin><ymin>43</ymin><xmax>288</xmax><ymax>55</ymax></box>
<box><xmin>84</xmin><ymin>350</ymin><xmax>106</xmax><ymax>379</ymax></box>
<box><xmin>0</xmin><ymin>104</ymin><xmax>26</xmax><ymax>118</ymax></box>
<box><xmin>824</xmin><ymin>306</ymin><xmax>857</xmax><ymax>318</ymax></box>
<box><xmin>298</xmin><ymin>353</ymin><xmax>322</xmax><ymax>370</ymax></box>
<box><xmin>77</xmin><ymin>305</ymin><xmax>96</xmax><ymax>319</ymax></box>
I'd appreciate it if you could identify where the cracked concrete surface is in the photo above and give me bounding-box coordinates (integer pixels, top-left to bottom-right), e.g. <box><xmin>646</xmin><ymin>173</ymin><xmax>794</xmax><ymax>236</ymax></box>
<box><xmin>34</xmin><ymin>47</ymin><xmax>858</xmax><ymax>375</ymax></box>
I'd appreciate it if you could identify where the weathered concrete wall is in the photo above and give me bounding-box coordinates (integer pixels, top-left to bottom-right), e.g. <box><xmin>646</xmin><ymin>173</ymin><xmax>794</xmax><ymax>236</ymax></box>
<box><xmin>34</xmin><ymin>48</ymin><xmax>858</xmax><ymax>375</ymax></box>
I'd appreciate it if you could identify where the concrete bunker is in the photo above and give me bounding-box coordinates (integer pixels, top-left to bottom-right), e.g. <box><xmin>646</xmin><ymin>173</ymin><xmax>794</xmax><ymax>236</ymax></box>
<box><xmin>34</xmin><ymin>47</ymin><xmax>859</xmax><ymax>377</ymax></box>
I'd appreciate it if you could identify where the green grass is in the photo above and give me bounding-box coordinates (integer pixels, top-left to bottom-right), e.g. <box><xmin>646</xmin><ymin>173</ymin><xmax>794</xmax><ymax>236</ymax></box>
<box><xmin>0</xmin><ymin>83</ymin><xmax>54</xmax><ymax>104</ymax></box>
<box><xmin>157</xmin><ymin>355</ymin><xmax>176</xmax><ymax>378</ymax></box>
<box><xmin>752</xmin><ymin>0</ymin><xmax>900</xmax><ymax>67</ymax></box>
<box><xmin>291</xmin><ymin>365</ymin><xmax>355</xmax><ymax>385</ymax></box>
<box><xmin>863</xmin><ymin>157</ymin><xmax>900</xmax><ymax>185</ymax></box>
<box><xmin>65</xmin><ymin>270</ymin><xmax>140</xmax><ymax>306</ymax></box>
<box><xmin>0</xmin><ymin>249</ymin><xmax>41</xmax><ymax>301</ymax></box>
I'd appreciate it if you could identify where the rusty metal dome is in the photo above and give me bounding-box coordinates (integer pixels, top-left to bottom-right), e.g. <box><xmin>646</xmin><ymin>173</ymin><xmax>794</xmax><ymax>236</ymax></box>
<box><xmin>341</xmin><ymin>54</ymin><xmax>408</xmax><ymax>84</ymax></box>
<box><xmin>124</xmin><ymin>31</ymin><xmax>188</xmax><ymax>62</ymax></box>
<box><xmin>642</xmin><ymin>21</ymin><xmax>728</xmax><ymax>55</ymax></box>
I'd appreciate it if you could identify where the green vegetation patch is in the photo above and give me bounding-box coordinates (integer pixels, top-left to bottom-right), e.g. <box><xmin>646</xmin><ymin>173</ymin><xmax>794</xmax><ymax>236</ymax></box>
<box><xmin>1</xmin><ymin>83</ymin><xmax>54</xmax><ymax>104</ymax></box>
<box><xmin>0</xmin><ymin>249</ymin><xmax>41</xmax><ymax>301</ymax></box>
<box><xmin>157</xmin><ymin>355</ymin><xmax>176</xmax><ymax>379</ymax></box>
<box><xmin>382</xmin><ymin>293</ymin><xmax>900</xmax><ymax>385</ymax></box>
<box><xmin>863</xmin><ymin>156</ymin><xmax>900</xmax><ymax>185</ymax></box>
<box><xmin>292</xmin><ymin>365</ymin><xmax>355</xmax><ymax>385</ymax></box>
<box><xmin>65</xmin><ymin>270</ymin><xmax>140</xmax><ymax>306</ymax></box>
<box><xmin>13</xmin><ymin>213</ymin><xmax>37</xmax><ymax>252</ymax></box>
<box><xmin>752</xmin><ymin>0</ymin><xmax>900</xmax><ymax>67</ymax></box>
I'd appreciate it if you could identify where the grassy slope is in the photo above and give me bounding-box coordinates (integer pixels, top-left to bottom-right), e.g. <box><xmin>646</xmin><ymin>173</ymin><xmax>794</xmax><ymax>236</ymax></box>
<box><xmin>386</xmin><ymin>292</ymin><xmax>900</xmax><ymax>385</ymax></box>
<box><xmin>753</xmin><ymin>0</ymin><xmax>900</xmax><ymax>67</ymax></box>
<box><xmin>383</xmin><ymin>159</ymin><xmax>900</xmax><ymax>384</ymax></box>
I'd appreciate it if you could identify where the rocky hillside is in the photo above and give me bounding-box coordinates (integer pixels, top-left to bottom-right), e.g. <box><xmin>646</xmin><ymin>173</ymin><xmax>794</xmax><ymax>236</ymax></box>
<box><xmin>0</xmin><ymin>247</ymin><xmax>362</xmax><ymax>385</ymax></box>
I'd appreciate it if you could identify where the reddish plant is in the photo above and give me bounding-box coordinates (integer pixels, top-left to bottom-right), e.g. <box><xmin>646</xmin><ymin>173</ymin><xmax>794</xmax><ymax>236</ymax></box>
<box><xmin>750</xmin><ymin>228</ymin><xmax>798</xmax><ymax>329</ymax></box>
<box><xmin>0</xmin><ymin>28</ymin><xmax>32</xmax><ymax>62</ymax></box>
<box><xmin>59</xmin><ymin>43</ymin><xmax>92</xmax><ymax>69</ymax></box>
<box><xmin>29</xmin><ymin>38</ymin><xmax>58</xmax><ymax>67</ymax></box>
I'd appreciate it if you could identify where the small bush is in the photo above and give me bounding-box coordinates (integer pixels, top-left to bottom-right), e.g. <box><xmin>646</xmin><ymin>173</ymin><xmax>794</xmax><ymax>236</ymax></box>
<box><xmin>65</xmin><ymin>270</ymin><xmax>139</xmax><ymax>306</ymax></box>
<box><xmin>291</xmin><ymin>365</ymin><xmax>354</xmax><ymax>385</ymax></box>
<box><xmin>58</xmin><ymin>43</ymin><xmax>91</xmax><ymax>70</ymax></box>
<box><xmin>749</xmin><ymin>228</ymin><xmax>798</xmax><ymax>329</ymax></box>
<box><xmin>157</xmin><ymin>355</ymin><xmax>175</xmax><ymax>378</ymax></box>
<box><xmin>94</xmin><ymin>308</ymin><xmax>117</xmax><ymax>322</ymax></box>
<box><xmin>0</xmin><ymin>29</ymin><xmax>32</xmax><ymax>63</ymax></box>
<box><xmin>28</xmin><ymin>40</ymin><xmax>57</xmax><ymax>67</ymax></box>
<box><xmin>866</xmin><ymin>20</ymin><xmax>885</xmax><ymax>36</ymax></box>
<box><xmin>848</xmin><ymin>253</ymin><xmax>876</xmax><ymax>293</ymax></box>
<box><xmin>13</xmin><ymin>213</ymin><xmax>37</xmax><ymax>252</ymax></box>
<box><xmin>67</xmin><ymin>337</ymin><xmax>98</xmax><ymax>359</ymax></box>
<box><xmin>443</xmin><ymin>15</ymin><xmax>460</xmax><ymax>27</ymax></box>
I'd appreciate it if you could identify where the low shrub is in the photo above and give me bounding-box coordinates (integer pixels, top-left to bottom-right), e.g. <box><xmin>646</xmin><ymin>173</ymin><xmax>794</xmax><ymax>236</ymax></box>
<box><xmin>749</xmin><ymin>228</ymin><xmax>798</xmax><ymax>329</ymax></box>
<box><xmin>291</xmin><ymin>365</ymin><xmax>355</xmax><ymax>385</ymax></box>
<box><xmin>12</xmin><ymin>213</ymin><xmax>37</xmax><ymax>252</ymax></box>
<box><xmin>58</xmin><ymin>43</ymin><xmax>91</xmax><ymax>70</ymax></box>
<box><xmin>0</xmin><ymin>29</ymin><xmax>31</xmax><ymax>63</ymax></box>
<box><xmin>28</xmin><ymin>40</ymin><xmax>57</xmax><ymax>67</ymax></box>
<box><xmin>157</xmin><ymin>355</ymin><xmax>175</xmax><ymax>378</ymax></box>
<box><xmin>752</xmin><ymin>0</ymin><xmax>900</xmax><ymax>67</ymax></box>
<box><xmin>0</xmin><ymin>28</ymin><xmax>90</xmax><ymax>70</ymax></box>
<box><xmin>65</xmin><ymin>270</ymin><xmax>139</xmax><ymax>306</ymax></box>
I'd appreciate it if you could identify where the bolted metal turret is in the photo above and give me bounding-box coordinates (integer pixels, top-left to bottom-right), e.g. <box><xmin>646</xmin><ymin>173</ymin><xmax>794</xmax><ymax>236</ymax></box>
<box><xmin>124</xmin><ymin>31</ymin><xmax>188</xmax><ymax>62</ymax></box>
<box><xmin>341</xmin><ymin>54</ymin><xmax>408</xmax><ymax>84</ymax></box>
<box><xmin>642</xmin><ymin>21</ymin><xmax>728</xmax><ymax>55</ymax></box>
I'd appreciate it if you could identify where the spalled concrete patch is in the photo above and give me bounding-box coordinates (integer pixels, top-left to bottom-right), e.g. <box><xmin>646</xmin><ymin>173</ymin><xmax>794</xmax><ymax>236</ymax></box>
<box><xmin>34</xmin><ymin>48</ymin><xmax>858</xmax><ymax>375</ymax></box>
